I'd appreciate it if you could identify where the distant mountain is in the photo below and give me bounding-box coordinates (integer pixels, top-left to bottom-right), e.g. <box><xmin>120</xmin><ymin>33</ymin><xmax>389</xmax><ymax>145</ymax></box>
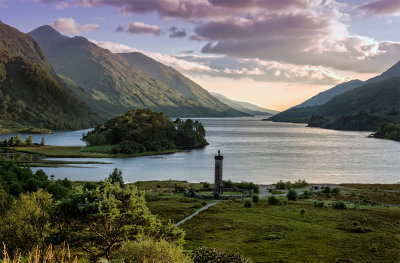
<box><xmin>270</xmin><ymin>60</ymin><xmax>400</xmax><ymax>126</ymax></box>
<box><xmin>308</xmin><ymin>77</ymin><xmax>400</xmax><ymax>131</ymax></box>
<box><xmin>0</xmin><ymin>21</ymin><xmax>101</xmax><ymax>132</ymax></box>
<box><xmin>210</xmin><ymin>92</ymin><xmax>278</xmax><ymax>116</ymax></box>
<box><xmin>29</xmin><ymin>26</ymin><xmax>245</xmax><ymax>118</ymax></box>
<box><xmin>294</xmin><ymin>80</ymin><xmax>364</xmax><ymax>108</ymax></box>
<box><xmin>119</xmin><ymin>52</ymin><xmax>243</xmax><ymax>116</ymax></box>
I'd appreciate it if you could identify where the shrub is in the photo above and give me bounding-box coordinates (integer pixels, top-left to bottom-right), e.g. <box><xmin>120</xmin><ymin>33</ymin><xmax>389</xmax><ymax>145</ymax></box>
<box><xmin>268</xmin><ymin>195</ymin><xmax>281</xmax><ymax>205</ymax></box>
<box><xmin>352</xmin><ymin>221</ymin><xmax>360</xmax><ymax>227</ymax></box>
<box><xmin>293</xmin><ymin>179</ymin><xmax>308</xmax><ymax>188</ymax></box>
<box><xmin>300</xmin><ymin>209</ymin><xmax>306</xmax><ymax>215</ymax></box>
<box><xmin>331</xmin><ymin>188</ymin><xmax>341</xmax><ymax>196</ymax></box>
<box><xmin>322</xmin><ymin>186</ymin><xmax>331</xmax><ymax>193</ymax></box>
<box><xmin>252</xmin><ymin>194</ymin><xmax>259</xmax><ymax>204</ymax></box>
<box><xmin>244</xmin><ymin>200</ymin><xmax>252</xmax><ymax>208</ymax></box>
<box><xmin>333</xmin><ymin>201</ymin><xmax>347</xmax><ymax>210</ymax></box>
<box><xmin>119</xmin><ymin>237</ymin><xmax>192</xmax><ymax>263</ymax></box>
<box><xmin>313</xmin><ymin>201</ymin><xmax>325</xmax><ymax>208</ymax></box>
<box><xmin>192</xmin><ymin>247</ymin><xmax>251</xmax><ymax>263</ymax></box>
<box><xmin>287</xmin><ymin>189</ymin><xmax>298</xmax><ymax>201</ymax></box>
<box><xmin>275</xmin><ymin>180</ymin><xmax>286</xmax><ymax>189</ymax></box>
<box><xmin>203</xmin><ymin>182</ymin><xmax>211</xmax><ymax>188</ymax></box>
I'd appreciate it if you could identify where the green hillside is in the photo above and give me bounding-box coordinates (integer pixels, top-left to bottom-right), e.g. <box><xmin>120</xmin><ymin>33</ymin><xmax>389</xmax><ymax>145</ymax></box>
<box><xmin>29</xmin><ymin>26</ymin><xmax>244</xmax><ymax>118</ymax></box>
<box><xmin>269</xmin><ymin>61</ymin><xmax>400</xmax><ymax>131</ymax></box>
<box><xmin>119</xmin><ymin>52</ymin><xmax>245</xmax><ymax>116</ymax></box>
<box><xmin>0</xmin><ymin>22</ymin><xmax>101</xmax><ymax>132</ymax></box>
<box><xmin>307</xmin><ymin>77</ymin><xmax>400</xmax><ymax>131</ymax></box>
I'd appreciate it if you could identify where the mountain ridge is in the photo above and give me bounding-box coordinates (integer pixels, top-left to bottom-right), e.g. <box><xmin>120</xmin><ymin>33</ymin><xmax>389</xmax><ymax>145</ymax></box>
<box><xmin>29</xmin><ymin>25</ymin><xmax>246</xmax><ymax>118</ymax></box>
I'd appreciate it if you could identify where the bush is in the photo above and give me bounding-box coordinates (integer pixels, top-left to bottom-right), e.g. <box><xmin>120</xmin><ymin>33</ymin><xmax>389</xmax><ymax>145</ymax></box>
<box><xmin>203</xmin><ymin>182</ymin><xmax>211</xmax><ymax>188</ymax></box>
<box><xmin>192</xmin><ymin>247</ymin><xmax>251</xmax><ymax>263</ymax></box>
<box><xmin>300</xmin><ymin>209</ymin><xmax>306</xmax><ymax>215</ymax></box>
<box><xmin>333</xmin><ymin>201</ymin><xmax>347</xmax><ymax>210</ymax></box>
<box><xmin>322</xmin><ymin>186</ymin><xmax>331</xmax><ymax>193</ymax></box>
<box><xmin>313</xmin><ymin>201</ymin><xmax>325</xmax><ymax>208</ymax></box>
<box><xmin>244</xmin><ymin>200</ymin><xmax>252</xmax><ymax>208</ymax></box>
<box><xmin>275</xmin><ymin>180</ymin><xmax>286</xmax><ymax>189</ymax></box>
<box><xmin>287</xmin><ymin>189</ymin><xmax>298</xmax><ymax>201</ymax></box>
<box><xmin>268</xmin><ymin>195</ymin><xmax>281</xmax><ymax>205</ymax></box>
<box><xmin>252</xmin><ymin>194</ymin><xmax>259</xmax><ymax>204</ymax></box>
<box><xmin>119</xmin><ymin>237</ymin><xmax>192</xmax><ymax>263</ymax></box>
<box><xmin>331</xmin><ymin>188</ymin><xmax>341</xmax><ymax>196</ymax></box>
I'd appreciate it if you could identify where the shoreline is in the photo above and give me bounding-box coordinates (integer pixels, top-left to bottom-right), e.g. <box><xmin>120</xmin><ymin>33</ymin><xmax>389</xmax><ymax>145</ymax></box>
<box><xmin>5</xmin><ymin>145</ymin><xmax>178</xmax><ymax>159</ymax></box>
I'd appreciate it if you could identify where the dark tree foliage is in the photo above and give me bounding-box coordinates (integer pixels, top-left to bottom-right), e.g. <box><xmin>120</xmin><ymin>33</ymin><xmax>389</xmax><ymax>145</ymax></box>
<box><xmin>374</xmin><ymin>122</ymin><xmax>400</xmax><ymax>141</ymax></box>
<box><xmin>222</xmin><ymin>180</ymin><xmax>259</xmax><ymax>193</ymax></box>
<box><xmin>55</xmin><ymin>179</ymin><xmax>184</xmax><ymax>260</ymax></box>
<box><xmin>108</xmin><ymin>168</ymin><xmax>124</xmax><ymax>187</ymax></box>
<box><xmin>0</xmin><ymin>161</ymin><xmax>72</xmax><ymax>204</ymax></box>
<box><xmin>83</xmin><ymin>109</ymin><xmax>208</xmax><ymax>154</ymax></box>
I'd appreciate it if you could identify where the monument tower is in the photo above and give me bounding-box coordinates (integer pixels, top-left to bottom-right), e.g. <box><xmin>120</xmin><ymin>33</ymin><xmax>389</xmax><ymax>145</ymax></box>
<box><xmin>214</xmin><ymin>150</ymin><xmax>223</xmax><ymax>195</ymax></box>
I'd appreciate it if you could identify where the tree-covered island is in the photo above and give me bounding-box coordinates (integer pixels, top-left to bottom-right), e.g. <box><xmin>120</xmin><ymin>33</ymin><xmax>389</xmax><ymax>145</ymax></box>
<box><xmin>83</xmin><ymin>109</ymin><xmax>208</xmax><ymax>155</ymax></box>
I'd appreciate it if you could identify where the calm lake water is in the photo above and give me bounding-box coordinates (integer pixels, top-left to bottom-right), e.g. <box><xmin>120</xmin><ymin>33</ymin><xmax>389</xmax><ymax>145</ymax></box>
<box><xmin>2</xmin><ymin>117</ymin><xmax>399</xmax><ymax>184</ymax></box>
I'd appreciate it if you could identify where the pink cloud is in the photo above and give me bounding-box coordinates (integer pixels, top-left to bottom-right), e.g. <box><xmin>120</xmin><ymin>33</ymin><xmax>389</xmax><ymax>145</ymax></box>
<box><xmin>357</xmin><ymin>0</ymin><xmax>400</xmax><ymax>16</ymax></box>
<box><xmin>51</xmin><ymin>17</ymin><xmax>99</xmax><ymax>34</ymax></box>
<box><xmin>115</xmin><ymin>22</ymin><xmax>160</xmax><ymax>35</ymax></box>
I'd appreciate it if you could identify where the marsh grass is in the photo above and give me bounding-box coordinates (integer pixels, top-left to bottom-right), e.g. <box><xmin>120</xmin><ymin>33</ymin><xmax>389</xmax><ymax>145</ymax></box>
<box><xmin>2</xmin><ymin>243</ymin><xmax>77</xmax><ymax>263</ymax></box>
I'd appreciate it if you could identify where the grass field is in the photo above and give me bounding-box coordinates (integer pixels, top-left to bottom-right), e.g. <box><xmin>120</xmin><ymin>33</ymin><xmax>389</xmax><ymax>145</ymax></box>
<box><xmin>135</xmin><ymin>181</ymin><xmax>400</xmax><ymax>263</ymax></box>
<box><xmin>7</xmin><ymin>146</ymin><xmax>178</xmax><ymax>158</ymax></box>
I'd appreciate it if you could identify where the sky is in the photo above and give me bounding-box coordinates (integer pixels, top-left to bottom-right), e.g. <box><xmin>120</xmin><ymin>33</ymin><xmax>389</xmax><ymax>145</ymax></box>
<box><xmin>1</xmin><ymin>0</ymin><xmax>400</xmax><ymax>111</ymax></box>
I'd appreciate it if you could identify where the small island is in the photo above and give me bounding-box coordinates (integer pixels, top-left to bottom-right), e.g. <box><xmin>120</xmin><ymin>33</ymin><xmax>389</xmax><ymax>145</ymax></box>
<box><xmin>4</xmin><ymin>109</ymin><xmax>209</xmax><ymax>158</ymax></box>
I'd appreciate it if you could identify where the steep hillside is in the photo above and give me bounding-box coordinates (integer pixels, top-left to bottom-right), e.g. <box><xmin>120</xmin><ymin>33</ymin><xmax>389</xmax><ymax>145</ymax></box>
<box><xmin>210</xmin><ymin>92</ymin><xmax>278</xmax><ymax>116</ymax></box>
<box><xmin>294</xmin><ymin>80</ymin><xmax>364</xmax><ymax>108</ymax></box>
<box><xmin>29</xmin><ymin>26</ymin><xmax>245</xmax><ymax>118</ymax></box>
<box><xmin>307</xmin><ymin>77</ymin><xmax>400</xmax><ymax>131</ymax></box>
<box><xmin>119</xmin><ymin>52</ymin><xmax>243</xmax><ymax>116</ymax></box>
<box><xmin>0</xmin><ymin>22</ymin><xmax>101</xmax><ymax>132</ymax></box>
<box><xmin>270</xmin><ymin>61</ymin><xmax>400</xmax><ymax>125</ymax></box>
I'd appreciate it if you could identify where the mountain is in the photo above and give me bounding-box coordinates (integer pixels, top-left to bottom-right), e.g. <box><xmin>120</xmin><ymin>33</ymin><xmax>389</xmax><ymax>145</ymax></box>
<box><xmin>29</xmin><ymin>26</ymin><xmax>245</xmax><ymax>118</ymax></box>
<box><xmin>308</xmin><ymin>77</ymin><xmax>400</xmax><ymax>130</ymax></box>
<box><xmin>0</xmin><ymin>21</ymin><xmax>101</xmax><ymax>132</ymax></box>
<box><xmin>118</xmin><ymin>52</ymin><xmax>243</xmax><ymax>116</ymax></box>
<box><xmin>270</xmin><ymin>60</ymin><xmax>400</xmax><ymax>125</ymax></box>
<box><xmin>210</xmin><ymin>92</ymin><xmax>278</xmax><ymax>116</ymax></box>
<box><xmin>294</xmin><ymin>80</ymin><xmax>364</xmax><ymax>108</ymax></box>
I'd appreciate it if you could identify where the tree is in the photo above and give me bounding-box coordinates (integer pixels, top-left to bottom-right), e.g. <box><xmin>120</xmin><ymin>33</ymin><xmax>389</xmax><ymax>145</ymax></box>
<box><xmin>40</xmin><ymin>137</ymin><xmax>45</xmax><ymax>146</ymax></box>
<box><xmin>56</xmin><ymin>179</ymin><xmax>176</xmax><ymax>260</ymax></box>
<box><xmin>287</xmin><ymin>189</ymin><xmax>298</xmax><ymax>201</ymax></box>
<box><xmin>0</xmin><ymin>190</ymin><xmax>54</xmax><ymax>256</ymax></box>
<box><xmin>25</xmin><ymin>136</ymin><xmax>33</xmax><ymax>147</ymax></box>
<box><xmin>15</xmin><ymin>134</ymin><xmax>23</xmax><ymax>146</ymax></box>
<box><xmin>9</xmin><ymin>136</ymin><xmax>15</xmax><ymax>146</ymax></box>
<box><xmin>108</xmin><ymin>168</ymin><xmax>124</xmax><ymax>187</ymax></box>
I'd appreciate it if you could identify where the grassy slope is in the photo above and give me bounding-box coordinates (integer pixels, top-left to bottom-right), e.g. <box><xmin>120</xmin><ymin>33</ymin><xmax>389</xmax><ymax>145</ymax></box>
<box><xmin>29</xmin><ymin>26</ymin><xmax>242</xmax><ymax>118</ymax></box>
<box><xmin>0</xmin><ymin>22</ymin><xmax>101</xmax><ymax>132</ymax></box>
<box><xmin>135</xmin><ymin>181</ymin><xmax>400</xmax><ymax>263</ymax></box>
<box><xmin>119</xmin><ymin>52</ymin><xmax>247</xmax><ymax>117</ymax></box>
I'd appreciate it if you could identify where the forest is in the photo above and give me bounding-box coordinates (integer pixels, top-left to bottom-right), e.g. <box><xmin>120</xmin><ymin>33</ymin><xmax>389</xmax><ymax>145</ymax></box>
<box><xmin>83</xmin><ymin>109</ymin><xmax>208</xmax><ymax>154</ymax></box>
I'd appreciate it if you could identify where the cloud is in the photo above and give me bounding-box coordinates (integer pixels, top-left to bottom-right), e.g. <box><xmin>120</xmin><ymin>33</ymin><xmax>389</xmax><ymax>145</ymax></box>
<box><xmin>90</xmin><ymin>39</ymin><xmax>351</xmax><ymax>85</ymax></box>
<box><xmin>357</xmin><ymin>0</ymin><xmax>400</xmax><ymax>16</ymax></box>
<box><xmin>169</xmin><ymin>26</ymin><xmax>186</xmax><ymax>38</ymax></box>
<box><xmin>51</xmin><ymin>17</ymin><xmax>99</xmax><ymax>34</ymax></box>
<box><xmin>116</xmin><ymin>22</ymin><xmax>160</xmax><ymax>35</ymax></box>
<box><xmin>39</xmin><ymin>0</ymin><xmax>400</xmax><ymax>75</ymax></box>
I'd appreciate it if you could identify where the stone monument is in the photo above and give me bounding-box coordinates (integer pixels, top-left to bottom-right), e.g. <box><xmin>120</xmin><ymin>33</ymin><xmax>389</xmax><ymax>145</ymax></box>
<box><xmin>214</xmin><ymin>150</ymin><xmax>223</xmax><ymax>194</ymax></box>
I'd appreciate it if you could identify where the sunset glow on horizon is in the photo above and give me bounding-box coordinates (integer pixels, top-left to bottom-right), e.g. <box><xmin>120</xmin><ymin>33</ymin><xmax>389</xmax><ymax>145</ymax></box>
<box><xmin>1</xmin><ymin>0</ymin><xmax>399</xmax><ymax>111</ymax></box>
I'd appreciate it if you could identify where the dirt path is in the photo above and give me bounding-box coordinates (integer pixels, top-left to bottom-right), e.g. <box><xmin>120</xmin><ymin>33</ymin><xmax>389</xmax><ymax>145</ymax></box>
<box><xmin>175</xmin><ymin>202</ymin><xmax>218</xmax><ymax>226</ymax></box>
